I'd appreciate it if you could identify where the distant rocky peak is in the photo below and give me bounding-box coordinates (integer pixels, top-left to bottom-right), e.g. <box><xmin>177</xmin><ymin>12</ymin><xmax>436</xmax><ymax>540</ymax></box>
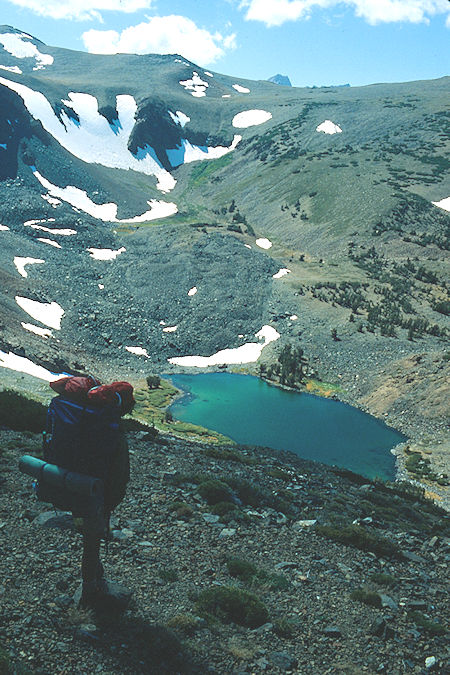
<box><xmin>268</xmin><ymin>74</ymin><xmax>292</xmax><ymax>86</ymax></box>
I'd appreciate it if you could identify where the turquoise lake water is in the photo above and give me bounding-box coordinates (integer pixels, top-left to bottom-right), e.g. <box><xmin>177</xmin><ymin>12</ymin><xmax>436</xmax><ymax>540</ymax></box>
<box><xmin>168</xmin><ymin>373</ymin><xmax>405</xmax><ymax>480</ymax></box>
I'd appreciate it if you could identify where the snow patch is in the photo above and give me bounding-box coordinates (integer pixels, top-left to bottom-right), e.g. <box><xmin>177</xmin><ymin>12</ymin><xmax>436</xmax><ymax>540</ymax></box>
<box><xmin>15</xmin><ymin>296</ymin><xmax>64</xmax><ymax>330</ymax></box>
<box><xmin>25</xmin><ymin>222</ymin><xmax>77</xmax><ymax>235</ymax></box>
<box><xmin>98</xmin><ymin>284</ymin><xmax>105</xmax><ymax>290</ymax></box>
<box><xmin>244</xmin><ymin>244</ymin><xmax>251</xmax><ymax>249</ymax></box>
<box><xmin>273</xmin><ymin>268</ymin><xmax>291</xmax><ymax>279</ymax></box>
<box><xmin>167</xmin><ymin>135</ymin><xmax>241</xmax><ymax>168</ymax></box>
<box><xmin>163</xmin><ymin>326</ymin><xmax>177</xmax><ymax>333</ymax></box>
<box><xmin>222</xmin><ymin>94</ymin><xmax>231</xmax><ymax>98</ymax></box>
<box><xmin>168</xmin><ymin>325</ymin><xmax>280</xmax><ymax>367</ymax></box>
<box><xmin>126</xmin><ymin>346</ymin><xmax>149</xmax><ymax>357</ymax></box>
<box><xmin>232</xmin><ymin>84</ymin><xmax>250</xmax><ymax>93</ymax></box>
<box><xmin>432</xmin><ymin>197</ymin><xmax>450</xmax><ymax>212</ymax></box>
<box><xmin>256</xmin><ymin>238</ymin><xmax>272</xmax><ymax>249</ymax></box>
<box><xmin>21</xmin><ymin>322</ymin><xmax>53</xmax><ymax>338</ymax></box>
<box><xmin>0</xmin><ymin>350</ymin><xmax>64</xmax><ymax>381</ymax></box>
<box><xmin>0</xmin><ymin>33</ymin><xmax>53</xmax><ymax>69</ymax></box>
<box><xmin>87</xmin><ymin>247</ymin><xmax>126</xmax><ymax>261</ymax></box>
<box><xmin>14</xmin><ymin>257</ymin><xmax>44</xmax><ymax>278</ymax></box>
<box><xmin>169</xmin><ymin>110</ymin><xmax>190</xmax><ymax>127</ymax></box>
<box><xmin>232</xmin><ymin>110</ymin><xmax>272</xmax><ymax>128</ymax></box>
<box><xmin>0</xmin><ymin>80</ymin><xmax>175</xmax><ymax>192</ymax></box>
<box><xmin>0</xmin><ymin>224</ymin><xmax>10</xmax><ymax>231</ymax></box>
<box><xmin>316</xmin><ymin>120</ymin><xmax>342</xmax><ymax>135</ymax></box>
<box><xmin>290</xmin><ymin>315</ymin><xmax>298</xmax><ymax>321</ymax></box>
<box><xmin>0</xmin><ymin>64</ymin><xmax>22</xmax><ymax>74</ymax></box>
<box><xmin>41</xmin><ymin>194</ymin><xmax>61</xmax><ymax>206</ymax></box>
<box><xmin>188</xmin><ymin>287</ymin><xmax>197</xmax><ymax>296</ymax></box>
<box><xmin>37</xmin><ymin>238</ymin><xmax>61</xmax><ymax>248</ymax></box>
<box><xmin>179</xmin><ymin>72</ymin><xmax>208</xmax><ymax>97</ymax></box>
<box><xmin>205</xmin><ymin>71</ymin><xmax>213</xmax><ymax>77</ymax></box>
<box><xmin>33</xmin><ymin>169</ymin><xmax>177</xmax><ymax>222</ymax></box>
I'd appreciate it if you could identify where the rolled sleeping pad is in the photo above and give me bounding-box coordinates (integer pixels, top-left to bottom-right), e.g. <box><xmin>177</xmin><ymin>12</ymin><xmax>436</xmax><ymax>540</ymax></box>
<box><xmin>19</xmin><ymin>455</ymin><xmax>104</xmax><ymax>498</ymax></box>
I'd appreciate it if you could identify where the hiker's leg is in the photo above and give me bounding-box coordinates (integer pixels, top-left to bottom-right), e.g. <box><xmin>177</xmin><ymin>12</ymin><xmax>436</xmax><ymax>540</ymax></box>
<box><xmin>81</xmin><ymin>531</ymin><xmax>101</xmax><ymax>586</ymax></box>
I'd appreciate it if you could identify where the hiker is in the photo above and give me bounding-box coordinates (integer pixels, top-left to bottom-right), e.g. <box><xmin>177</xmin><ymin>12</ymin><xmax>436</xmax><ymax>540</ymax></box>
<box><xmin>46</xmin><ymin>377</ymin><xmax>135</xmax><ymax>608</ymax></box>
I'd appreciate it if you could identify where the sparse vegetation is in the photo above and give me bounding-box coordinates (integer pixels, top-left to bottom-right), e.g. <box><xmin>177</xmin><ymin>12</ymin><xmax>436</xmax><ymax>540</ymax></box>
<box><xmin>226</xmin><ymin>557</ymin><xmax>289</xmax><ymax>591</ymax></box>
<box><xmin>195</xmin><ymin>586</ymin><xmax>269</xmax><ymax>628</ymax></box>
<box><xmin>316</xmin><ymin>524</ymin><xmax>402</xmax><ymax>558</ymax></box>
<box><xmin>350</xmin><ymin>588</ymin><xmax>382</xmax><ymax>607</ymax></box>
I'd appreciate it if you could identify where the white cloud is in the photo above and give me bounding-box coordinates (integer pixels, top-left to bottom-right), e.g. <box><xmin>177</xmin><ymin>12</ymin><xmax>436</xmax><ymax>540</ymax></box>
<box><xmin>82</xmin><ymin>15</ymin><xmax>236</xmax><ymax>64</ymax></box>
<box><xmin>240</xmin><ymin>0</ymin><xmax>450</xmax><ymax>26</ymax></box>
<box><xmin>4</xmin><ymin>0</ymin><xmax>153</xmax><ymax>21</ymax></box>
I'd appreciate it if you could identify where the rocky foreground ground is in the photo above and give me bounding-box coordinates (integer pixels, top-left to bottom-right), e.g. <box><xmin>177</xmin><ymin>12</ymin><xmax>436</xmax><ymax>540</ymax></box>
<box><xmin>0</xmin><ymin>427</ymin><xmax>449</xmax><ymax>675</ymax></box>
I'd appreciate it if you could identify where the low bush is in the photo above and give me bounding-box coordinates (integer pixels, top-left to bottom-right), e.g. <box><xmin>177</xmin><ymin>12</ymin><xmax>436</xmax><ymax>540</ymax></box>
<box><xmin>197</xmin><ymin>479</ymin><xmax>234</xmax><ymax>505</ymax></box>
<box><xmin>408</xmin><ymin>611</ymin><xmax>446</xmax><ymax>635</ymax></box>
<box><xmin>166</xmin><ymin>613</ymin><xmax>200</xmax><ymax>635</ymax></box>
<box><xmin>0</xmin><ymin>391</ymin><xmax>46</xmax><ymax>432</ymax></box>
<box><xmin>196</xmin><ymin>586</ymin><xmax>269</xmax><ymax>628</ymax></box>
<box><xmin>226</xmin><ymin>557</ymin><xmax>289</xmax><ymax>591</ymax></box>
<box><xmin>316</xmin><ymin>524</ymin><xmax>402</xmax><ymax>558</ymax></box>
<box><xmin>369</xmin><ymin>573</ymin><xmax>397</xmax><ymax>587</ymax></box>
<box><xmin>157</xmin><ymin>568</ymin><xmax>179</xmax><ymax>583</ymax></box>
<box><xmin>210</xmin><ymin>501</ymin><xmax>237</xmax><ymax>516</ymax></box>
<box><xmin>350</xmin><ymin>588</ymin><xmax>382</xmax><ymax>607</ymax></box>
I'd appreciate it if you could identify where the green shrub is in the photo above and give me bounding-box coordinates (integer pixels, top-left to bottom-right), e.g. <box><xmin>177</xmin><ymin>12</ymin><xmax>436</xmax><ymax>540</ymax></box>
<box><xmin>196</xmin><ymin>586</ymin><xmax>269</xmax><ymax>628</ymax></box>
<box><xmin>169</xmin><ymin>502</ymin><xmax>194</xmax><ymax>520</ymax></box>
<box><xmin>273</xmin><ymin>618</ymin><xmax>299</xmax><ymax>638</ymax></box>
<box><xmin>210</xmin><ymin>501</ymin><xmax>237</xmax><ymax>516</ymax></box>
<box><xmin>157</xmin><ymin>568</ymin><xmax>179</xmax><ymax>583</ymax></box>
<box><xmin>0</xmin><ymin>391</ymin><xmax>46</xmax><ymax>432</ymax></box>
<box><xmin>316</xmin><ymin>524</ymin><xmax>401</xmax><ymax>558</ymax></box>
<box><xmin>369</xmin><ymin>573</ymin><xmax>397</xmax><ymax>587</ymax></box>
<box><xmin>197</xmin><ymin>479</ymin><xmax>234</xmax><ymax>505</ymax></box>
<box><xmin>408</xmin><ymin>611</ymin><xmax>446</xmax><ymax>635</ymax></box>
<box><xmin>226</xmin><ymin>557</ymin><xmax>289</xmax><ymax>591</ymax></box>
<box><xmin>166</xmin><ymin>614</ymin><xmax>200</xmax><ymax>635</ymax></box>
<box><xmin>350</xmin><ymin>588</ymin><xmax>382</xmax><ymax>607</ymax></box>
<box><xmin>265</xmin><ymin>468</ymin><xmax>292</xmax><ymax>481</ymax></box>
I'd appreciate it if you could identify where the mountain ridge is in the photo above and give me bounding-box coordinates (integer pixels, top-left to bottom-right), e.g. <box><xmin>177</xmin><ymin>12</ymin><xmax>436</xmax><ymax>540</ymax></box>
<box><xmin>0</xmin><ymin>26</ymin><xmax>448</xmax><ymax>492</ymax></box>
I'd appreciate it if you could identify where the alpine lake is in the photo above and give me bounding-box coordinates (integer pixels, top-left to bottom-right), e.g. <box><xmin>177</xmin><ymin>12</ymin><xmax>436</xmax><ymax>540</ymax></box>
<box><xmin>167</xmin><ymin>373</ymin><xmax>406</xmax><ymax>481</ymax></box>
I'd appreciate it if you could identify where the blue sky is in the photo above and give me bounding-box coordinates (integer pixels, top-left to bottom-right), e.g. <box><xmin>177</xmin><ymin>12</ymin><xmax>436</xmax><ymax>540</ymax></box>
<box><xmin>1</xmin><ymin>0</ymin><xmax>449</xmax><ymax>87</ymax></box>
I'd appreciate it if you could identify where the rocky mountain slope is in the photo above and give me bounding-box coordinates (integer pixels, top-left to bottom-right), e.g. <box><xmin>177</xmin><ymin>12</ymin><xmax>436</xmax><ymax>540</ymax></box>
<box><xmin>0</xmin><ymin>25</ymin><xmax>448</xmax><ymax>483</ymax></box>
<box><xmin>0</xmin><ymin>426</ymin><xmax>449</xmax><ymax>674</ymax></box>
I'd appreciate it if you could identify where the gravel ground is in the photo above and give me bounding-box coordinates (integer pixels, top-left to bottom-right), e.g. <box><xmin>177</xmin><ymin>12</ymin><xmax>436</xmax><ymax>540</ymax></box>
<box><xmin>1</xmin><ymin>428</ymin><xmax>448</xmax><ymax>675</ymax></box>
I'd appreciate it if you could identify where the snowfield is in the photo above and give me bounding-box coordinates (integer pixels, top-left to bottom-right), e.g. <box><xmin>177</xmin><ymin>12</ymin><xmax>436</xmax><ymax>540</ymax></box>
<box><xmin>33</xmin><ymin>169</ymin><xmax>178</xmax><ymax>222</ymax></box>
<box><xmin>0</xmin><ymin>33</ymin><xmax>53</xmax><ymax>70</ymax></box>
<box><xmin>15</xmin><ymin>296</ymin><xmax>64</xmax><ymax>330</ymax></box>
<box><xmin>169</xmin><ymin>110</ymin><xmax>190</xmax><ymax>127</ymax></box>
<box><xmin>432</xmin><ymin>197</ymin><xmax>450</xmax><ymax>212</ymax></box>
<box><xmin>168</xmin><ymin>325</ymin><xmax>280</xmax><ymax>367</ymax></box>
<box><xmin>256</xmin><ymin>238</ymin><xmax>272</xmax><ymax>249</ymax></box>
<box><xmin>87</xmin><ymin>247</ymin><xmax>126</xmax><ymax>261</ymax></box>
<box><xmin>0</xmin><ymin>350</ymin><xmax>64</xmax><ymax>381</ymax></box>
<box><xmin>0</xmin><ymin>80</ymin><xmax>176</xmax><ymax>192</ymax></box>
<box><xmin>167</xmin><ymin>135</ymin><xmax>241</xmax><ymax>168</ymax></box>
<box><xmin>232</xmin><ymin>84</ymin><xmax>250</xmax><ymax>93</ymax></box>
<box><xmin>232</xmin><ymin>110</ymin><xmax>272</xmax><ymax>128</ymax></box>
<box><xmin>21</xmin><ymin>322</ymin><xmax>53</xmax><ymax>338</ymax></box>
<box><xmin>273</xmin><ymin>268</ymin><xmax>291</xmax><ymax>279</ymax></box>
<box><xmin>13</xmin><ymin>257</ymin><xmax>44</xmax><ymax>278</ymax></box>
<box><xmin>0</xmin><ymin>64</ymin><xmax>22</xmax><ymax>74</ymax></box>
<box><xmin>126</xmin><ymin>346</ymin><xmax>149</xmax><ymax>357</ymax></box>
<box><xmin>316</xmin><ymin>120</ymin><xmax>342</xmax><ymax>134</ymax></box>
<box><xmin>179</xmin><ymin>72</ymin><xmax>208</xmax><ymax>97</ymax></box>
